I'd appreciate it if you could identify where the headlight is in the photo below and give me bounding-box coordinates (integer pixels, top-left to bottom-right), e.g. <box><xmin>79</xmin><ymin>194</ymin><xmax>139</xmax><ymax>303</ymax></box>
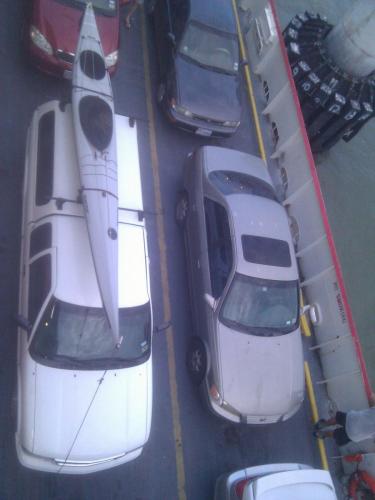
<box><xmin>223</xmin><ymin>120</ymin><xmax>240</xmax><ymax>127</ymax></box>
<box><xmin>105</xmin><ymin>50</ymin><xmax>118</xmax><ymax>68</ymax></box>
<box><xmin>172</xmin><ymin>103</ymin><xmax>193</xmax><ymax>118</ymax></box>
<box><xmin>30</xmin><ymin>26</ymin><xmax>53</xmax><ymax>55</ymax></box>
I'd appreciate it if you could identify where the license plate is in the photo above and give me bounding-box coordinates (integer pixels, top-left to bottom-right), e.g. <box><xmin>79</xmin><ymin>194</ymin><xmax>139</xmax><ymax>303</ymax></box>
<box><xmin>196</xmin><ymin>127</ymin><xmax>212</xmax><ymax>137</ymax></box>
<box><xmin>63</xmin><ymin>69</ymin><xmax>73</xmax><ymax>80</ymax></box>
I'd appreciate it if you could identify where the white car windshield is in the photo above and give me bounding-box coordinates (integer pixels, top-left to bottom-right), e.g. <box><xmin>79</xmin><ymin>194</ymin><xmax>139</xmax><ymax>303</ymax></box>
<box><xmin>178</xmin><ymin>21</ymin><xmax>239</xmax><ymax>74</ymax></box>
<box><xmin>220</xmin><ymin>274</ymin><xmax>299</xmax><ymax>335</ymax></box>
<box><xmin>30</xmin><ymin>298</ymin><xmax>151</xmax><ymax>368</ymax></box>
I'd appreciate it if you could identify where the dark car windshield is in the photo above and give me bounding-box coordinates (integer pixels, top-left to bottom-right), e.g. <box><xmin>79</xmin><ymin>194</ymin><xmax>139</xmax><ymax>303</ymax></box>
<box><xmin>178</xmin><ymin>21</ymin><xmax>239</xmax><ymax>74</ymax></box>
<box><xmin>30</xmin><ymin>298</ymin><xmax>151</xmax><ymax>369</ymax></box>
<box><xmin>57</xmin><ymin>0</ymin><xmax>118</xmax><ymax>16</ymax></box>
<box><xmin>220</xmin><ymin>274</ymin><xmax>299</xmax><ymax>336</ymax></box>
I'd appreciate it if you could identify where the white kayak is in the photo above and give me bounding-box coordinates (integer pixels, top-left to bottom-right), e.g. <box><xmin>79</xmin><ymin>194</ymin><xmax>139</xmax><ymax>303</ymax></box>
<box><xmin>72</xmin><ymin>3</ymin><xmax>119</xmax><ymax>343</ymax></box>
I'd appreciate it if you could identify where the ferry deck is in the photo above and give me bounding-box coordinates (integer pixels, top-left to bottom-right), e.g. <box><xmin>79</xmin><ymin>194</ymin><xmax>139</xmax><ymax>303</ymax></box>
<box><xmin>0</xmin><ymin>1</ymin><xmax>372</xmax><ymax>499</ymax></box>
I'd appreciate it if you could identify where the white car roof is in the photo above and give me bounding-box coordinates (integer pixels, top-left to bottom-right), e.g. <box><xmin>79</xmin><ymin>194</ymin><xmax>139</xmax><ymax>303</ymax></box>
<box><xmin>228</xmin><ymin>193</ymin><xmax>298</xmax><ymax>282</ymax></box>
<box><xmin>37</xmin><ymin>103</ymin><xmax>148</xmax><ymax>309</ymax></box>
<box><xmin>51</xmin><ymin>105</ymin><xmax>143</xmax><ymax>213</ymax></box>
<box><xmin>245</xmin><ymin>469</ymin><xmax>337</xmax><ymax>500</ymax></box>
<box><xmin>53</xmin><ymin>216</ymin><xmax>148</xmax><ymax>308</ymax></box>
<box><xmin>199</xmin><ymin>146</ymin><xmax>298</xmax><ymax>282</ymax></box>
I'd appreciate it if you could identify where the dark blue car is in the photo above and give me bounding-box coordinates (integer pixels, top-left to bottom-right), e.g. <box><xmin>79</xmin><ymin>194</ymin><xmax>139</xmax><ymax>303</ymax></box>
<box><xmin>151</xmin><ymin>0</ymin><xmax>242</xmax><ymax>137</ymax></box>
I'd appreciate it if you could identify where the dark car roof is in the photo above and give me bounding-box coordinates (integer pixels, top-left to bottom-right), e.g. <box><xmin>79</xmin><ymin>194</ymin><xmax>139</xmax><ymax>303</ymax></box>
<box><xmin>189</xmin><ymin>0</ymin><xmax>237</xmax><ymax>35</ymax></box>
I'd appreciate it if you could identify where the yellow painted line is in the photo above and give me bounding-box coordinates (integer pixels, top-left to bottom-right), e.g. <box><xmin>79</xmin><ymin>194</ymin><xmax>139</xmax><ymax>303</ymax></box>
<box><xmin>232</xmin><ymin>0</ymin><xmax>267</xmax><ymax>161</ymax></box>
<box><xmin>300</xmin><ymin>291</ymin><xmax>312</xmax><ymax>337</ymax></box>
<box><xmin>304</xmin><ymin>362</ymin><xmax>329</xmax><ymax>470</ymax></box>
<box><xmin>140</xmin><ymin>9</ymin><xmax>186</xmax><ymax>500</ymax></box>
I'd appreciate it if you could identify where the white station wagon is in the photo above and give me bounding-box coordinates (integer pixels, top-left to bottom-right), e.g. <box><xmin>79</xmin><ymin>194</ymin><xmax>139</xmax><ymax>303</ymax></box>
<box><xmin>15</xmin><ymin>100</ymin><xmax>153</xmax><ymax>473</ymax></box>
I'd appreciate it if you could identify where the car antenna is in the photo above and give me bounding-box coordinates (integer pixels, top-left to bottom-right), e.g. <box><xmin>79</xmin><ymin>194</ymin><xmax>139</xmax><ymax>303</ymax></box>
<box><xmin>57</xmin><ymin>367</ymin><xmax>108</xmax><ymax>473</ymax></box>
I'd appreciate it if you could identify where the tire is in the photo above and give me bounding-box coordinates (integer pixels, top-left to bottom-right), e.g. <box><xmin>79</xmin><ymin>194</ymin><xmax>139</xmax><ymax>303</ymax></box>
<box><xmin>157</xmin><ymin>82</ymin><xmax>166</xmax><ymax>104</ymax></box>
<box><xmin>186</xmin><ymin>337</ymin><xmax>207</xmax><ymax>386</ymax></box>
<box><xmin>175</xmin><ymin>191</ymin><xmax>188</xmax><ymax>227</ymax></box>
<box><xmin>146</xmin><ymin>0</ymin><xmax>156</xmax><ymax>16</ymax></box>
<box><xmin>10</xmin><ymin>392</ymin><xmax>17</xmax><ymax>433</ymax></box>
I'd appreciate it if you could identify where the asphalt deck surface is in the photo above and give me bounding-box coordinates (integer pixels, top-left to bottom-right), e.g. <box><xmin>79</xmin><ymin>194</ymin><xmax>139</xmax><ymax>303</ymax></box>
<box><xmin>0</xmin><ymin>2</ymin><xmax>340</xmax><ymax>499</ymax></box>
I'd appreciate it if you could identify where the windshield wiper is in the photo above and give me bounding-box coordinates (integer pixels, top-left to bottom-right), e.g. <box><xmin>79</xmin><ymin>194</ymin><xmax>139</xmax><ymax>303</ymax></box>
<box><xmin>92</xmin><ymin>356</ymin><xmax>146</xmax><ymax>368</ymax></box>
<box><xmin>179</xmin><ymin>53</ymin><xmax>236</xmax><ymax>75</ymax></box>
<box><xmin>208</xmin><ymin>65</ymin><xmax>237</xmax><ymax>76</ymax></box>
<box><xmin>47</xmin><ymin>354</ymin><xmax>88</xmax><ymax>366</ymax></box>
<box><xmin>259</xmin><ymin>328</ymin><xmax>281</xmax><ymax>337</ymax></box>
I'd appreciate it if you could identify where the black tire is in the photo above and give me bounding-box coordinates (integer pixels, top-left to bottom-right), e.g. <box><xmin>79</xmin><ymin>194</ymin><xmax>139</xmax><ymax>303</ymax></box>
<box><xmin>175</xmin><ymin>191</ymin><xmax>188</xmax><ymax>227</ymax></box>
<box><xmin>10</xmin><ymin>392</ymin><xmax>17</xmax><ymax>433</ymax></box>
<box><xmin>157</xmin><ymin>82</ymin><xmax>166</xmax><ymax>104</ymax></box>
<box><xmin>186</xmin><ymin>337</ymin><xmax>207</xmax><ymax>386</ymax></box>
<box><xmin>146</xmin><ymin>0</ymin><xmax>156</xmax><ymax>16</ymax></box>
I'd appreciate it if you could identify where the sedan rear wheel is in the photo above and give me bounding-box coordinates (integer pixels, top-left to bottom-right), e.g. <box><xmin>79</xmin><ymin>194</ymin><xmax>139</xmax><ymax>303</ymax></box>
<box><xmin>11</xmin><ymin>392</ymin><xmax>17</xmax><ymax>433</ymax></box>
<box><xmin>157</xmin><ymin>83</ymin><xmax>166</xmax><ymax>104</ymax></box>
<box><xmin>175</xmin><ymin>191</ymin><xmax>189</xmax><ymax>227</ymax></box>
<box><xmin>187</xmin><ymin>337</ymin><xmax>207</xmax><ymax>386</ymax></box>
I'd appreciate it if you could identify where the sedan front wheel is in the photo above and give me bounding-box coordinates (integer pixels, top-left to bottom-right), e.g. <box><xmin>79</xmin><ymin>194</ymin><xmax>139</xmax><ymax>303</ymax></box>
<box><xmin>187</xmin><ymin>337</ymin><xmax>207</xmax><ymax>386</ymax></box>
<box><xmin>175</xmin><ymin>191</ymin><xmax>189</xmax><ymax>227</ymax></box>
<box><xmin>157</xmin><ymin>83</ymin><xmax>166</xmax><ymax>104</ymax></box>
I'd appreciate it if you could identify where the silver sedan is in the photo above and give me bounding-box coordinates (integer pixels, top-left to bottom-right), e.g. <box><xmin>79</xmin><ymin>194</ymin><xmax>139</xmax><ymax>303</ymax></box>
<box><xmin>176</xmin><ymin>146</ymin><xmax>304</xmax><ymax>424</ymax></box>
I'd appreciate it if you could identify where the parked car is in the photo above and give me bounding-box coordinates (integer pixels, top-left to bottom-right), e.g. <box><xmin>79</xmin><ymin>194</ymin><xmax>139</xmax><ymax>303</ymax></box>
<box><xmin>15</xmin><ymin>101</ymin><xmax>153</xmax><ymax>473</ymax></box>
<box><xmin>150</xmin><ymin>0</ymin><xmax>242</xmax><ymax>137</ymax></box>
<box><xmin>214</xmin><ymin>463</ymin><xmax>338</xmax><ymax>499</ymax></box>
<box><xmin>176</xmin><ymin>146</ymin><xmax>304</xmax><ymax>424</ymax></box>
<box><xmin>26</xmin><ymin>0</ymin><xmax>120</xmax><ymax>78</ymax></box>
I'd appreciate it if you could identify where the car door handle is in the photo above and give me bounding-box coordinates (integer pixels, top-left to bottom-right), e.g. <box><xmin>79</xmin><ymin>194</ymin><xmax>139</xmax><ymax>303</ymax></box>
<box><xmin>197</xmin><ymin>259</ymin><xmax>200</xmax><ymax>269</ymax></box>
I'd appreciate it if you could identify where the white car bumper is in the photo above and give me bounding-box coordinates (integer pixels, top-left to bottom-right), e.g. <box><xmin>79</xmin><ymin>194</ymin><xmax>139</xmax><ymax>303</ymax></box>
<box><xmin>15</xmin><ymin>434</ymin><xmax>143</xmax><ymax>474</ymax></box>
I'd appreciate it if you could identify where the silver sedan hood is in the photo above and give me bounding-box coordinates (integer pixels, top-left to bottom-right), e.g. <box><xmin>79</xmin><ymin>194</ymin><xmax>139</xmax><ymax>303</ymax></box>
<box><xmin>217</xmin><ymin>322</ymin><xmax>304</xmax><ymax>418</ymax></box>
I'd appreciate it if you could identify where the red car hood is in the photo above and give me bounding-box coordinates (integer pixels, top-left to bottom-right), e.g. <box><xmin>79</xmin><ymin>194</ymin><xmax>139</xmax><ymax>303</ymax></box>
<box><xmin>32</xmin><ymin>0</ymin><xmax>119</xmax><ymax>55</ymax></box>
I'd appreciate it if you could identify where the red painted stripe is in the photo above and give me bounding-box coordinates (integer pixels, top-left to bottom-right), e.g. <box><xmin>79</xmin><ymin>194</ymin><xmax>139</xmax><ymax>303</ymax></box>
<box><xmin>269</xmin><ymin>0</ymin><xmax>372</xmax><ymax>398</ymax></box>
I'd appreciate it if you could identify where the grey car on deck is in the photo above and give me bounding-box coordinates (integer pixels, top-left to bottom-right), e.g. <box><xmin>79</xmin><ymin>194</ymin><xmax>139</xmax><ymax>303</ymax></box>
<box><xmin>176</xmin><ymin>146</ymin><xmax>304</xmax><ymax>424</ymax></box>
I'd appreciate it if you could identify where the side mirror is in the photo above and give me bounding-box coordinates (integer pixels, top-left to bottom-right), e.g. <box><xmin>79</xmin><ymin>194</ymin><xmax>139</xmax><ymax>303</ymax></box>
<box><xmin>204</xmin><ymin>293</ymin><xmax>216</xmax><ymax>310</ymax></box>
<box><xmin>154</xmin><ymin>321</ymin><xmax>171</xmax><ymax>333</ymax></box>
<box><xmin>300</xmin><ymin>303</ymin><xmax>321</xmax><ymax>325</ymax></box>
<box><xmin>14</xmin><ymin>314</ymin><xmax>32</xmax><ymax>333</ymax></box>
<box><xmin>167</xmin><ymin>32</ymin><xmax>176</xmax><ymax>46</ymax></box>
<box><xmin>301</xmin><ymin>305</ymin><xmax>310</xmax><ymax>315</ymax></box>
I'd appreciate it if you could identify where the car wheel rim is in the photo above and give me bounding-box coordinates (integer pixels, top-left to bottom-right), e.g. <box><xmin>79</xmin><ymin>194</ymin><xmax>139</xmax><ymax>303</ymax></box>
<box><xmin>191</xmin><ymin>348</ymin><xmax>203</xmax><ymax>373</ymax></box>
<box><xmin>176</xmin><ymin>196</ymin><xmax>188</xmax><ymax>222</ymax></box>
<box><xmin>157</xmin><ymin>84</ymin><xmax>165</xmax><ymax>103</ymax></box>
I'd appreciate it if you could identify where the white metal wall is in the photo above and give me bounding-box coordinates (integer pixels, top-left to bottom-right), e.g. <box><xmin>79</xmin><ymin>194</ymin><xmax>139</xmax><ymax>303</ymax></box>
<box><xmin>240</xmin><ymin>0</ymin><xmax>370</xmax><ymax>412</ymax></box>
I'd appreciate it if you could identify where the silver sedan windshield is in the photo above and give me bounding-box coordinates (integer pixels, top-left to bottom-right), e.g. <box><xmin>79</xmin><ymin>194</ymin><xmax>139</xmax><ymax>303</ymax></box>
<box><xmin>220</xmin><ymin>274</ymin><xmax>299</xmax><ymax>335</ymax></box>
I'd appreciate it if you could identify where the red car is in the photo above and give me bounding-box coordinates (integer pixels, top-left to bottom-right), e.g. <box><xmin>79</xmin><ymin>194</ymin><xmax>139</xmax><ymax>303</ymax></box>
<box><xmin>27</xmin><ymin>0</ymin><xmax>120</xmax><ymax>78</ymax></box>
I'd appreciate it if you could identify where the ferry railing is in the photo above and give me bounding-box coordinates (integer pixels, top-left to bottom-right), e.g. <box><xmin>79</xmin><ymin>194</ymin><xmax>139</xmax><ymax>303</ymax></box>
<box><xmin>238</xmin><ymin>0</ymin><xmax>372</xmax><ymax>412</ymax></box>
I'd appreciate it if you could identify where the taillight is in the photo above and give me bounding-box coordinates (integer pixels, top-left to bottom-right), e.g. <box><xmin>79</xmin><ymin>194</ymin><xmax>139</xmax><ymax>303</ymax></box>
<box><xmin>235</xmin><ymin>478</ymin><xmax>249</xmax><ymax>498</ymax></box>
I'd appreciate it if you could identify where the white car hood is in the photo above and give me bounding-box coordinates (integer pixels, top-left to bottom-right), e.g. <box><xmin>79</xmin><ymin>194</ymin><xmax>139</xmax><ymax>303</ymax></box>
<box><xmin>21</xmin><ymin>357</ymin><xmax>152</xmax><ymax>461</ymax></box>
<box><xmin>217</xmin><ymin>323</ymin><xmax>304</xmax><ymax>417</ymax></box>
